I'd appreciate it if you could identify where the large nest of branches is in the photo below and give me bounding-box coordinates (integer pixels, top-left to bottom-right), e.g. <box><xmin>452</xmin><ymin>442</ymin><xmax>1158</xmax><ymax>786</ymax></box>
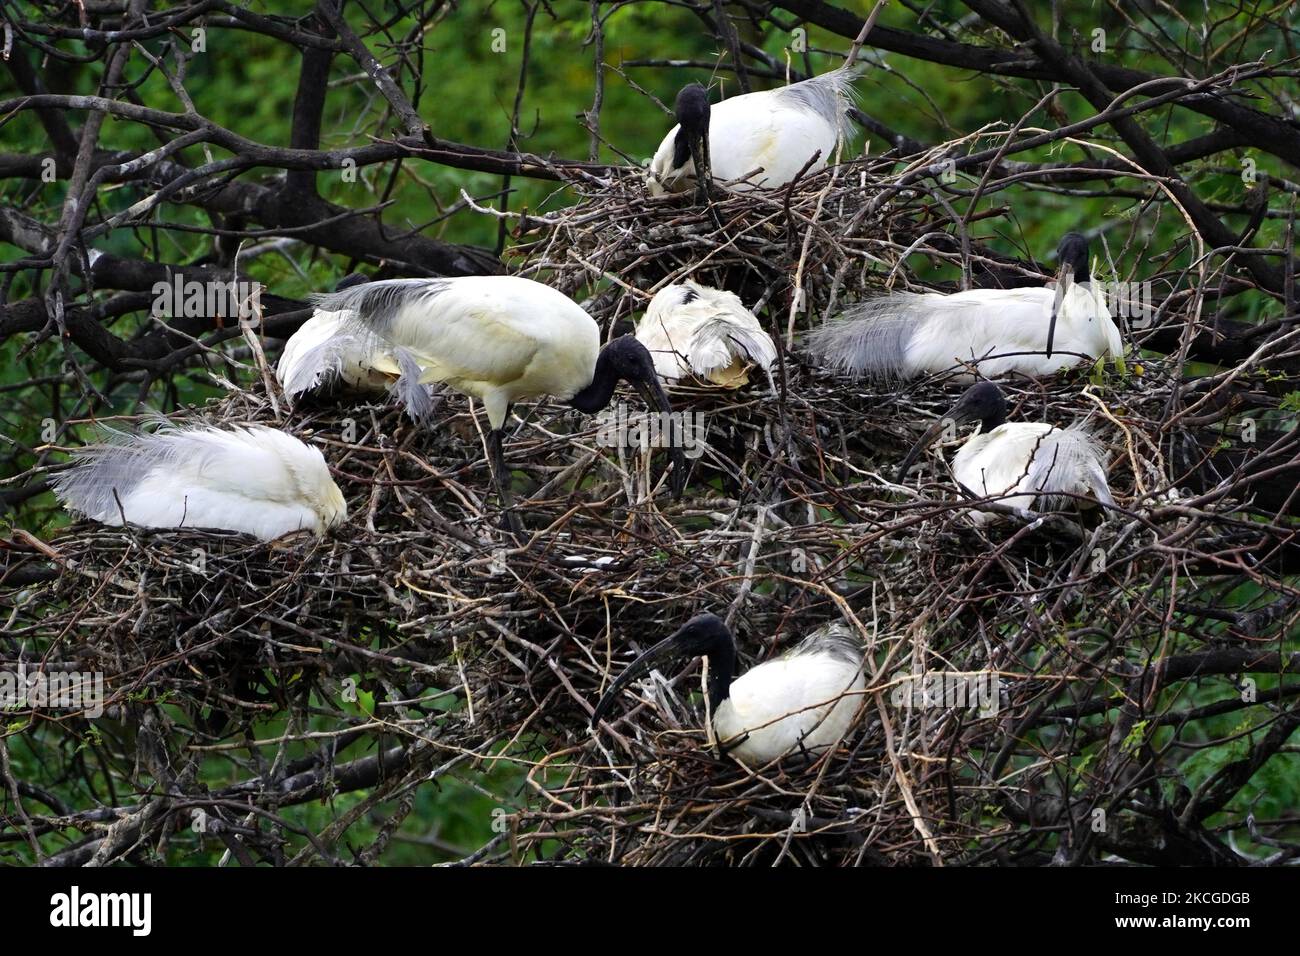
<box><xmin>8</xmin><ymin>160</ymin><xmax>1298</xmax><ymax>865</ymax></box>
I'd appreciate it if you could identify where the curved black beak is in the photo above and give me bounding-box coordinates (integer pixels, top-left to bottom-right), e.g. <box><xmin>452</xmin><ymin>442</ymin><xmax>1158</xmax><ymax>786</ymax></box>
<box><xmin>896</xmin><ymin>417</ymin><xmax>950</xmax><ymax>484</ymax></box>
<box><xmin>631</xmin><ymin>374</ymin><xmax>687</xmax><ymax>500</ymax></box>
<box><xmin>590</xmin><ymin>633</ymin><xmax>681</xmax><ymax>728</ymax></box>
<box><xmin>1046</xmin><ymin>262</ymin><xmax>1072</xmax><ymax>360</ymax></box>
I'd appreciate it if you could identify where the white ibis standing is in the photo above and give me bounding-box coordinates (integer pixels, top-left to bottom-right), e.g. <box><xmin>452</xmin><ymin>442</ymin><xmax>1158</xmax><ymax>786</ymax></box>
<box><xmin>591</xmin><ymin>612</ymin><xmax>865</xmax><ymax>766</ymax></box>
<box><xmin>298</xmin><ymin>276</ymin><xmax>685</xmax><ymax>533</ymax></box>
<box><xmin>807</xmin><ymin>232</ymin><xmax>1122</xmax><ymax>379</ymax></box>
<box><xmin>51</xmin><ymin>423</ymin><xmax>347</xmax><ymax>541</ymax></box>
<box><xmin>896</xmin><ymin>381</ymin><xmax>1114</xmax><ymax>524</ymax></box>
<box><xmin>647</xmin><ymin>67</ymin><xmax>858</xmax><ymax>200</ymax></box>
<box><xmin>635</xmin><ymin>281</ymin><xmax>776</xmax><ymax>388</ymax></box>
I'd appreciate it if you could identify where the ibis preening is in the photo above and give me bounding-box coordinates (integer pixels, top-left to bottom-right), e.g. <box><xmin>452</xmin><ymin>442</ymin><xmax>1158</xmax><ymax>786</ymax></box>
<box><xmin>51</xmin><ymin>423</ymin><xmax>347</xmax><ymax>541</ymax></box>
<box><xmin>635</xmin><ymin>281</ymin><xmax>777</xmax><ymax>388</ymax></box>
<box><xmin>896</xmin><ymin>381</ymin><xmax>1114</xmax><ymax>524</ymax></box>
<box><xmin>647</xmin><ymin>67</ymin><xmax>858</xmax><ymax>199</ymax></box>
<box><xmin>297</xmin><ymin>276</ymin><xmax>685</xmax><ymax>532</ymax></box>
<box><xmin>590</xmin><ymin>612</ymin><xmax>865</xmax><ymax>766</ymax></box>
<box><xmin>807</xmin><ymin>233</ymin><xmax>1122</xmax><ymax>380</ymax></box>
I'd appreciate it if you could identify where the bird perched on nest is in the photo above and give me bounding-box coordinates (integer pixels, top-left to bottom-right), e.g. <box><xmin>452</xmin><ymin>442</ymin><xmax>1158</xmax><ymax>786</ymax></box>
<box><xmin>51</xmin><ymin>423</ymin><xmax>347</xmax><ymax>541</ymax></box>
<box><xmin>647</xmin><ymin>67</ymin><xmax>858</xmax><ymax>200</ymax></box>
<box><xmin>807</xmin><ymin>232</ymin><xmax>1122</xmax><ymax>380</ymax></box>
<box><xmin>634</xmin><ymin>281</ymin><xmax>776</xmax><ymax>388</ymax></box>
<box><xmin>293</xmin><ymin>275</ymin><xmax>685</xmax><ymax>534</ymax></box>
<box><xmin>896</xmin><ymin>381</ymin><xmax>1114</xmax><ymax>524</ymax></box>
<box><xmin>591</xmin><ymin>612</ymin><xmax>865</xmax><ymax>766</ymax></box>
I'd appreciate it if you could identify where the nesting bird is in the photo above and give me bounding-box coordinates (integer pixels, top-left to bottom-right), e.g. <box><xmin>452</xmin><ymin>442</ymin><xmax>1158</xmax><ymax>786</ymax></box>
<box><xmin>591</xmin><ymin>612</ymin><xmax>865</xmax><ymax>766</ymax></box>
<box><xmin>294</xmin><ymin>276</ymin><xmax>685</xmax><ymax>532</ymax></box>
<box><xmin>51</xmin><ymin>423</ymin><xmax>347</xmax><ymax>540</ymax></box>
<box><xmin>807</xmin><ymin>232</ymin><xmax>1122</xmax><ymax>380</ymax></box>
<box><xmin>647</xmin><ymin>67</ymin><xmax>858</xmax><ymax>199</ymax></box>
<box><xmin>634</xmin><ymin>281</ymin><xmax>776</xmax><ymax>388</ymax></box>
<box><xmin>896</xmin><ymin>381</ymin><xmax>1114</xmax><ymax>523</ymax></box>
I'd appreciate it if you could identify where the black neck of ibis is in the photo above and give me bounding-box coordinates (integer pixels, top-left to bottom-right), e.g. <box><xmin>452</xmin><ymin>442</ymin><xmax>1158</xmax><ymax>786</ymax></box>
<box><xmin>589</xmin><ymin>612</ymin><xmax>736</xmax><ymax>728</ymax></box>
<box><xmin>691</xmin><ymin>613</ymin><xmax>737</xmax><ymax>710</ymax></box>
<box><xmin>1058</xmin><ymin>232</ymin><xmax>1091</xmax><ymax>284</ymax></box>
<box><xmin>672</xmin><ymin>83</ymin><xmax>710</xmax><ymax>170</ymax></box>
<box><xmin>567</xmin><ymin>337</ymin><xmax>649</xmax><ymax>414</ymax></box>
<box><xmin>568</xmin><ymin>336</ymin><xmax>686</xmax><ymax>498</ymax></box>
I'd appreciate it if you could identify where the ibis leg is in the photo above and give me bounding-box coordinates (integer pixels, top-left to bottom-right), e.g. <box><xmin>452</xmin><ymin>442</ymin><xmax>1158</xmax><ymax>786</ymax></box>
<box><xmin>487</xmin><ymin>427</ymin><xmax>526</xmax><ymax>537</ymax></box>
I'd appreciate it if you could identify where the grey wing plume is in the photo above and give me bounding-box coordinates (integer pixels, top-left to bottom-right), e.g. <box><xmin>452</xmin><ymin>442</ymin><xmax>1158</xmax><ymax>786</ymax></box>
<box><xmin>772</xmin><ymin>65</ymin><xmax>861</xmax><ymax>141</ymax></box>
<box><xmin>804</xmin><ymin>293</ymin><xmax>926</xmax><ymax>379</ymax></box>
<box><xmin>279</xmin><ymin>328</ymin><xmax>368</xmax><ymax>400</ymax></box>
<box><xmin>50</xmin><ymin>424</ymin><xmax>179</xmax><ymax>521</ymax></box>
<box><xmin>790</xmin><ymin>621</ymin><xmax>865</xmax><ymax>664</ymax></box>
<box><xmin>309</xmin><ymin>278</ymin><xmax>450</xmax><ymax>336</ymax></box>
<box><xmin>390</xmin><ymin>347</ymin><xmax>438</xmax><ymax>422</ymax></box>
<box><xmin>1028</xmin><ymin>427</ymin><xmax>1114</xmax><ymax>509</ymax></box>
<box><xmin>306</xmin><ymin>278</ymin><xmax>450</xmax><ymax>420</ymax></box>
<box><xmin>691</xmin><ymin>316</ymin><xmax>777</xmax><ymax>375</ymax></box>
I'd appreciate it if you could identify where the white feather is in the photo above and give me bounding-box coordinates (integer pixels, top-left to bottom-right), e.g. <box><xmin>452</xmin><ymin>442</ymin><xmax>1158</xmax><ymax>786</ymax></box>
<box><xmin>809</xmin><ymin>283</ymin><xmax>1122</xmax><ymax>379</ymax></box>
<box><xmin>648</xmin><ymin>68</ymin><xmax>857</xmax><ymax>196</ymax></box>
<box><xmin>952</xmin><ymin>422</ymin><xmax>1113</xmax><ymax>524</ymax></box>
<box><xmin>277</xmin><ymin>309</ymin><xmax>393</xmax><ymax>400</ymax></box>
<box><xmin>51</xmin><ymin>424</ymin><xmax>347</xmax><ymax>540</ymax></box>
<box><xmin>635</xmin><ymin>281</ymin><xmax>776</xmax><ymax>386</ymax></box>
<box><xmin>309</xmin><ymin>276</ymin><xmax>600</xmax><ymax>429</ymax></box>
<box><xmin>717</xmin><ymin>624</ymin><xmax>865</xmax><ymax>764</ymax></box>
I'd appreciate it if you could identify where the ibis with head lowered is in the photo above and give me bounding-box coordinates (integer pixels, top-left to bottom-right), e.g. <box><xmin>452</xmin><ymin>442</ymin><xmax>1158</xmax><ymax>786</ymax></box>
<box><xmin>896</xmin><ymin>381</ymin><xmax>1114</xmax><ymax>524</ymax></box>
<box><xmin>291</xmin><ymin>276</ymin><xmax>685</xmax><ymax>533</ymax></box>
<box><xmin>591</xmin><ymin>612</ymin><xmax>865</xmax><ymax>766</ymax></box>
<box><xmin>635</xmin><ymin>280</ymin><xmax>776</xmax><ymax>388</ymax></box>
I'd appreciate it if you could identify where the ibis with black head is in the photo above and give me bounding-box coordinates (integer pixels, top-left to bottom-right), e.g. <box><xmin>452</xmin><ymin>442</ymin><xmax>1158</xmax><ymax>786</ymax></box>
<box><xmin>808</xmin><ymin>232</ymin><xmax>1121</xmax><ymax>380</ymax></box>
<box><xmin>289</xmin><ymin>276</ymin><xmax>685</xmax><ymax>534</ymax></box>
<box><xmin>647</xmin><ymin>67</ymin><xmax>858</xmax><ymax>201</ymax></box>
<box><xmin>896</xmin><ymin>381</ymin><xmax>1114</xmax><ymax>524</ymax></box>
<box><xmin>591</xmin><ymin>612</ymin><xmax>865</xmax><ymax>766</ymax></box>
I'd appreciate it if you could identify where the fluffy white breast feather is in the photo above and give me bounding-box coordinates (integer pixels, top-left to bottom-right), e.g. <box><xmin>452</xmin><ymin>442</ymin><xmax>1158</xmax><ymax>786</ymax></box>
<box><xmin>306</xmin><ymin>276</ymin><xmax>600</xmax><ymax>429</ymax></box>
<box><xmin>648</xmin><ymin>68</ymin><xmax>856</xmax><ymax>196</ymax></box>
<box><xmin>952</xmin><ymin>422</ymin><xmax>1114</xmax><ymax>524</ymax></box>
<box><xmin>809</xmin><ymin>283</ymin><xmax>1122</xmax><ymax>379</ymax></box>
<box><xmin>717</xmin><ymin>624</ymin><xmax>865</xmax><ymax>764</ymax></box>
<box><xmin>52</xmin><ymin>424</ymin><xmax>348</xmax><ymax>541</ymax></box>
<box><xmin>635</xmin><ymin>281</ymin><xmax>776</xmax><ymax>387</ymax></box>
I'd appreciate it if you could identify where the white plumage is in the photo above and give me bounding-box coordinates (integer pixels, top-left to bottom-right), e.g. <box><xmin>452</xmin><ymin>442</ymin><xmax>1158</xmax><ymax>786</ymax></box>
<box><xmin>898</xmin><ymin>381</ymin><xmax>1114</xmax><ymax>524</ymax></box>
<box><xmin>51</xmin><ymin>423</ymin><xmax>347</xmax><ymax>540</ymax></box>
<box><xmin>635</xmin><ymin>281</ymin><xmax>776</xmax><ymax>387</ymax></box>
<box><xmin>809</xmin><ymin>284</ymin><xmax>1121</xmax><ymax>379</ymax></box>
<box><xmin>591</xmin><ymin>613</ymin><xmax>865</xmax><ymax>766</ymax></box>
<box><xmin>647</xmin><ymin>68</ymin><xmax>857</xmax><ymax>197</ymax></box>
<box><xmin>808</xmin><ymin>233</ymin><xmax>1122</xmax><ymax>380</ymax></box>
<box><xmin>300</xmin><ymin>276</ymin><xmax>601</xmax><ymax>428</ymax></box>
<box><xmin>293</xmin><ymin>275</ymin><xmax>683</xmax><ymax>531</ymax></box>
<box><xmin>278</xmin><ymin>309</ymin><xmax>395</xmax><ymax>401</ymax></box>
<box><xmin>952</xmin><ymin>422</ymin><xmax>1114</xmax><ymax>525</ymax></box>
